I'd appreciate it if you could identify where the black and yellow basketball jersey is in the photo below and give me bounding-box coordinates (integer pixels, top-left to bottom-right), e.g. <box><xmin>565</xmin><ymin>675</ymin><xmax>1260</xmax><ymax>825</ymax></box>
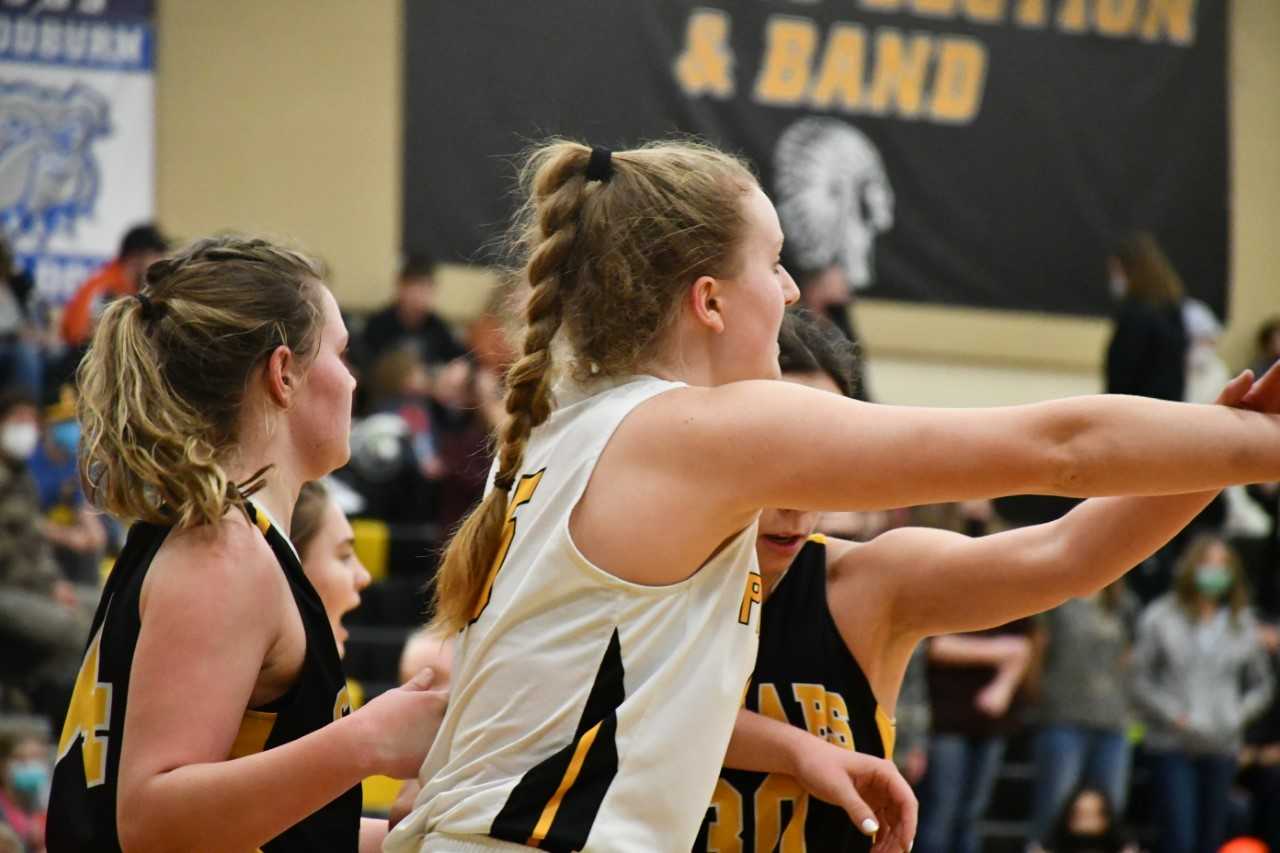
<box><xmin>47</xmin><ymin>501</ymin><xmax>361</xmax><ymax>853</ymax></box>
<box><xmin>693</xmin><ymin>536</ymin><xmax>895</xmax><ymax>853</ymax></box>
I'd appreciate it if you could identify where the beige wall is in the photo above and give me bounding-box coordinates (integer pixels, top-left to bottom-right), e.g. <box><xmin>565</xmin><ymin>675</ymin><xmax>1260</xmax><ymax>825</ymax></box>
<box><xmin>155</xmin><ymin>0</ymin><xmax>402</xmax><ymax>305</ymax></box>
<box><xmin>155</xmin><ymin>1</ymin><xmax>1278</xmax><ymax>406</ymax></box>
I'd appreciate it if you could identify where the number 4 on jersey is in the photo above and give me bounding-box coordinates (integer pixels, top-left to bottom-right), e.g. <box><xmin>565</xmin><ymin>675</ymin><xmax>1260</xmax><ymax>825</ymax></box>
<box><xmin>471</xmin><ymin>469</ymin><xmax>547</xmax><ymax>623</ymax></box>
<box><xmin>56</xmin><ymin>624</ymin><xmax>112</xmax><ymax>787</ymax></box>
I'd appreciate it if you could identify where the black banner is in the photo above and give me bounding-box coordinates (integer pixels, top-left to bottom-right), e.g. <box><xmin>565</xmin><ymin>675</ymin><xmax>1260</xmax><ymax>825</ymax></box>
<box><xmin>404</xmin><ymin>0</ymin><xmax>1227</xmax><ymax>317</ymax></box>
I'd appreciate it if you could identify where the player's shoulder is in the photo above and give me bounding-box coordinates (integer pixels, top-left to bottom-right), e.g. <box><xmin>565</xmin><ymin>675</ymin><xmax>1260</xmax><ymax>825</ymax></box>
<box><xmin>142</xmin><ymin>506</ymin><xmax>282</xmax><ymax>614</ymax></box>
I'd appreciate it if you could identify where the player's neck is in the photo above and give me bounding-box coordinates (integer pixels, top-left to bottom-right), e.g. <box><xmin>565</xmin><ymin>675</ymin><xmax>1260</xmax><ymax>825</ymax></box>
<box><xmin>226</xmin><ymin>441</ymin><xmax>303</xmax><ymax>539</ymax></box>
<box><xmin>638</xmin><ymin>343</ymin><xmax>718</xmax><ymax>387</ymax></box>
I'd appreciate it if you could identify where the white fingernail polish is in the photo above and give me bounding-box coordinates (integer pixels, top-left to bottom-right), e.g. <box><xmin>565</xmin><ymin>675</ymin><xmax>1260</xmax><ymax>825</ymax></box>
<box><xmin>861</xmin><ymin>818</ymin><xmax>879</xmax><ymax>834</ymax></box>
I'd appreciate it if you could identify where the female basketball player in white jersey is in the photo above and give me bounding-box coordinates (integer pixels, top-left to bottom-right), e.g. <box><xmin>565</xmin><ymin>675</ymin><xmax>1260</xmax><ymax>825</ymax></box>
<box><xmin>387</xmin><ymin>140</ymin><xmax>1280</xmax><ymax>853</ymax></box>
<box><xmin>697</xmin><ymin>310</ymin><xmax>1280</xmax><ymax>853</ymax></box>
<box><xmin>47</xmin><ymin>238</ymin><xmax>447</xmax><ymax>853</ymax></box>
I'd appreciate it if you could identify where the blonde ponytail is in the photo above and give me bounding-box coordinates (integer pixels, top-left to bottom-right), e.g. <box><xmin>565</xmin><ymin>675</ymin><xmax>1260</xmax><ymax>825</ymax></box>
<box><xmin>77</xmin><ymin>236</ymin><xmax>325</xmax><ymax>528</ymax></box>
<box><xmin>431</xmin><ymin>137</ymin><xmax>756</xmax><ymax>631</ymax></box>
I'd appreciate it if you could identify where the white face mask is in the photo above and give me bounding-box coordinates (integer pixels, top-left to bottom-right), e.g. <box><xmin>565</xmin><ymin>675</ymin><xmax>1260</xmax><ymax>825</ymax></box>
<box><xmin>1</xmin><ymin>422</ymin><xmax>39</xmax><ymax>460</ymax></box>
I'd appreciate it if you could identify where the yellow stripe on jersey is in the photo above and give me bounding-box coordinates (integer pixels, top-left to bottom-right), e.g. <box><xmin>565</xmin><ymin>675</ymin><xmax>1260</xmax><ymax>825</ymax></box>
<box><xmin>56</xmin><ymin>623</ymin><xmax>112</xmax><ymax>787</ymax></box>
<box><xmin>253</xmin><ymin>509</ymin><xmax>272</xmax><ymax>536</ymax></box>
<box><xmin>527</xmin><ymin>720</ymin><xmax>603</xmax><ymax>848</ymax></box>
<box><xmin>473</xmin><ymin>468</ymin><xmax>546</xmax><ymax>623</ymax></box>
<box><xmin>228</xmin><ymin>710</ymin><xmax>277</xmax><ymax>760</ymax></box>
<box><xmin>875</xmin><ymin>706</ymin><xmax>897</xmax><ymax>761</ymax></box>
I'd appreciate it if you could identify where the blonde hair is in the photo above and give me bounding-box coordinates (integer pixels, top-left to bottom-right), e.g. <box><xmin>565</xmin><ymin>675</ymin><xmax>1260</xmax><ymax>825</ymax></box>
<box><xmin>430</xmin><ymin>139</ymin><xmax>757</xmax><ymax>632</ymax></box>
<box><xmin>77</xmin><ymin>236</ymin><xmax>326</xmax><ymax>528</ymax></box>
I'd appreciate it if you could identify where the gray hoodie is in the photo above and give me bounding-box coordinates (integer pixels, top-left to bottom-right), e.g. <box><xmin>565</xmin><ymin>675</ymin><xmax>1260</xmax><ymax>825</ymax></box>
<box><xmin>1131</xmin><ymin>594</ymin><xmax>1274</xmax><ymax>755</ymax></box>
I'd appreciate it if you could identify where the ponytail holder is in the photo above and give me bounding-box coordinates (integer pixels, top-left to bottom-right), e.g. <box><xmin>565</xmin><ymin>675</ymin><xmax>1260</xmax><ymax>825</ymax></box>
<box><xmin>135</xmin><ymin>292</ymin><xmax>163</xmax><ymax>324</ymax></box>
<box><xmin>585</xmin><ymin>147</ymin><xmax>613</xmax><ymax>183</ymax></box>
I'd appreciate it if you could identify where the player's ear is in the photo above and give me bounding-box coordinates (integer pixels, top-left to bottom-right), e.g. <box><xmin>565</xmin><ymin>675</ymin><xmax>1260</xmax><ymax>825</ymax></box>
<box><xmin>689</xmin><ymin>275</ymin><xmax>726</xmax><ymax>334</ymax></box>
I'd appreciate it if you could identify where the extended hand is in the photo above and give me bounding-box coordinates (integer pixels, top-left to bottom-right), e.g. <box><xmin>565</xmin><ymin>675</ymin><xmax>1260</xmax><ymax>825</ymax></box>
<box><xmin>791</xmin><ymin>739</ymin><xmax>917</xmax><ymax>853</ymax></box>
<box><xmin>1223</xmin><ymin>360</ymin><xmax>1280</xmax><ymax>412</ymax></box>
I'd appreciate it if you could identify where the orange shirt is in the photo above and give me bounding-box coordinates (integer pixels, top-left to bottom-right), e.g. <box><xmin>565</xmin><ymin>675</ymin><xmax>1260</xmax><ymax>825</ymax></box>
<box><xmin>60</xmin><ymin>260</ymin><xmax>133</xmax><ymax>347</ymax></box>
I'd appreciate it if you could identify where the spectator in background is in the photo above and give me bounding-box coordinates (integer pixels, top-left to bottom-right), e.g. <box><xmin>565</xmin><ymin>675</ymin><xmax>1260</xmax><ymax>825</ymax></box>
<box><xmin>466</xmin><ymin>279</ymin><xmax>522</xmax><ymax>377</ymax></box>
<box><xmin>1041</xmin><ymin>787</ymin><xmax>1137</xmax><ymax>853</ymax></box>
<box><xmin>59</xmin><ymin>223</ymin><xmax>168</xmax><ymax>350</ymax></box>
<box><xmin>428</xmin><ymin>355</ymin><xmax>500</xmax><ymax>534</ymax></box>
<box><xmin>0</xmin><ymin>391</ymin><xmax>91</xmax><ymax>726</ymax></box>
<box><xmin>782</xmin><ymin>251</ymin><xmax>871</xmax><ymax>400</ymax></box>
<box><xmin>369</xmin><ymin>347</ymin><xmax>445</xmax><ymax>480</ymax></box>
<box><xmin>1028</xmin><ymin>583</ymin><xmax>1138</xmax><ymax>849</ymax></box>
<box><xmin>290</xmin><ymin>480</ymin><xmax>372</xmax><ymax>659</ymax></box>
<box><xmin>1104</xmin><ymin>232</ymin><xmax>1188</xmax><ymax>402</ymax></box>
<box><xmin>1252</xmin><ymin>316</ymin><xmax>1280</xmax><ymax>380</ymax></box>
<box><xmin>1132</xmin><ymin>533</ymin><xmax>1274</xmax><ymax>853</ymax></box>
<box><xmin>1237</xmin><ymin>644</ymin><xmax>1280</xmax><ymax>852</ymax></box>
<box><xmin>0</xmin><ymin>237</ymin><xmax>42</xmax><ymax>400</ymax></box>
<box><xmin>0</xmin><ymin>727</ymin><xmax>50</xmax><ymax>853</ymax></box>
<box><xmin>26</xmin><ymin>387</ymin><xmax>107</xmax><ymax>586</ymax></box>
<box><xmin>361</xmin><ymin>255</ymin><xmax>465</xmax><ymax>372</ymax></box>
<box><xmin>894</xmin><ymin>643</ymin><xmax>931</xmax><ymax>787</ymax></box>
<box><xmin>1182</xmin><ymin>299</ymin><xmax>1231</xmax><ymax>406</ymax></box>
<box><xmin>917</xmin><ymin>618</ymin><xmax>1034</xmax><ymax>853</ymax></box>
<box><xmin>1246</xmin><ymin>481</ymin><xmax>1279</xmax><ymax>599</ymax></box>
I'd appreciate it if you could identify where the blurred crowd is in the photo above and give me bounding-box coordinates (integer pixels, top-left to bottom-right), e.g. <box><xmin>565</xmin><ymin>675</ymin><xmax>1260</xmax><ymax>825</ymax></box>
<box><xmin>0</xmin><ymin>221</ymin><xmax>1277</xmax><ymax>853</ymax></box>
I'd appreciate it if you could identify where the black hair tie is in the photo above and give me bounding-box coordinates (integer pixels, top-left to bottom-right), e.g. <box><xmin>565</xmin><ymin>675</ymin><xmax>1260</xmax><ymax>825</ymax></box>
<box><xmin>585</xmin><ymin>146</ymin><xmax>613</xmax><ymax>183</ymax></box>
<box><xmin>135</xmin><ymin>292</ymin><xmax>163</xmax><ymax>324</ymax></box>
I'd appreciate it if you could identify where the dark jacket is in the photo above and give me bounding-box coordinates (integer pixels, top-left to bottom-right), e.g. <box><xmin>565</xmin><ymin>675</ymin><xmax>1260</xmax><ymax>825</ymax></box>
<box><xmin>1105</xmin><ymin>299</ymin><xmax>1187</xmax><ymax>401</ymax></box>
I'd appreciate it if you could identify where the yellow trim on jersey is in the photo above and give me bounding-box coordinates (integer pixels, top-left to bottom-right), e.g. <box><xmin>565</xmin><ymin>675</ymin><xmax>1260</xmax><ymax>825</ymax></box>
<box><xmin>806</xmin><ymin>533</ymin><xmax>827</xmax><ymax>545</ymax></box>
<box><xmin>228</xmin><ymin>709</ymin><xmax>277</xmax><ymax>760</ymax></box>
<box><xmin>56</xmin><ymin>623</ymin><xmax>112</xmax><ymax>787</ymax></box>
<box><xmin>253</xmin><ymin>510</ymin><xmax>272</xmax><ymax>536</ymax></box>
<box><xmin>527</xmin><ymin>720</ymin><xmax>603</xmax><ymax>848</ymax></box>
<box><xmin>875</xmin><ymin>706</ymin><xmax>897</xmax><ymax>761</ymax></box>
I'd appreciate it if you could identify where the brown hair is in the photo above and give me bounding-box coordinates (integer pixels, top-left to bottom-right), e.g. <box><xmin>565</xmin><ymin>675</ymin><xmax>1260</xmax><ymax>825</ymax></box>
<box><xmin>430</xmin><ymin>139</ymin><xmax>758</xmax><ymax>632</ymax></box>
<box><xmin>1113</xmin><ymin>232</ymin><xmax>1185</xmax><ymax>305</ymax></box>
<box><xmin>77</xmin><ymin>236</ymin><xmax>326</xmax><ymax>528</ymax></box>
<box><xmin>291</xmin><ymin>480</ymin><xmax>330</xmax><ymax>561</ymax></box>
<box><xmin>777</xmin><ymin>308</ymin><xmax>859</xmax><ymax>399</ymax></box>
<box><xmin>1173</xmin><ymin>532</ymin><xmax>1249</xmax><ymax>624</ymax></box>
<box><xmin>369</xmin><ymin>347</ymin><xmax>425</xmax><ymax>405</ymax></box>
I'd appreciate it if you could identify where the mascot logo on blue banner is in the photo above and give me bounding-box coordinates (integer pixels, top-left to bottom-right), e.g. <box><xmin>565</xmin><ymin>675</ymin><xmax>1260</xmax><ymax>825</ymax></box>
<box><xmin>0</xmin><ymin>79</ymin><xmax>110</xmax><ymax>252</ymax></box>
<box><xmin>774</xmin><ymin>118</ymin><xmax>894</xmax><ymax>294</ymax></box>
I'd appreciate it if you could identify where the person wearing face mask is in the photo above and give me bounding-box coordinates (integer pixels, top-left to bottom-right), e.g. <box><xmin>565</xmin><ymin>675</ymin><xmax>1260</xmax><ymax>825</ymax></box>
<box><xmin>0</xmin><ymin>729</ymin><xmax>52</xmax><ymax>852</ymax></box>
<box><xmin>0</xmin><ymin>391</ymin><xmax>90</xmax><ymax>727</ymax></box>
<box><xmin>1131</xmin><ymin>533</ymin><xmax>1274</xmax><ymax>853</ymax></box>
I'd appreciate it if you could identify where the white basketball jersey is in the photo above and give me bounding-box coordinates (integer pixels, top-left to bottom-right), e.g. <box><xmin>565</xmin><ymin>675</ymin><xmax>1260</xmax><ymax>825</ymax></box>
<box><xmin>385</xmin><ymin>375</ymin><xmax>762</xmax><ymax>853</ymax></box>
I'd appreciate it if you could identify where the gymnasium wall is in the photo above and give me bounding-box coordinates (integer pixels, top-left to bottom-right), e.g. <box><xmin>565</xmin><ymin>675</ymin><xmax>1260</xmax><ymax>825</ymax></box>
<box><xmin>154</xmin><ymin>0</ymin><xmax>1279</xmax><ymax>407</ymax></box>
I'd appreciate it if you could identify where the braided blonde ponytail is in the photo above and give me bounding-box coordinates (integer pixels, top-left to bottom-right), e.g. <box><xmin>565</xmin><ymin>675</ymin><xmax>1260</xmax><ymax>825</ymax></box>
<box><xmin>430</xmin><ymin>143</ymin><xmax>591</xmax><ymax>631</ymax></box>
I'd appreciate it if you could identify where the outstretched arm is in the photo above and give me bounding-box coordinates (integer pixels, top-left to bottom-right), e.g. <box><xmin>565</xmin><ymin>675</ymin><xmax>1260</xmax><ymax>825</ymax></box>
<box><xmin>848</xmin><ymin>368</ymin><xmax>1277</xmax><ymax>643</ymax></box>
<box><xmin>686</xmin><ymin>364</ymin><xmax>1280</xmax><ymax>517</ymax></box>
<box><xmin>577</xmin><ymin>365</ymin><xmax>1280</xmax><ymax>588</ymax></box>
